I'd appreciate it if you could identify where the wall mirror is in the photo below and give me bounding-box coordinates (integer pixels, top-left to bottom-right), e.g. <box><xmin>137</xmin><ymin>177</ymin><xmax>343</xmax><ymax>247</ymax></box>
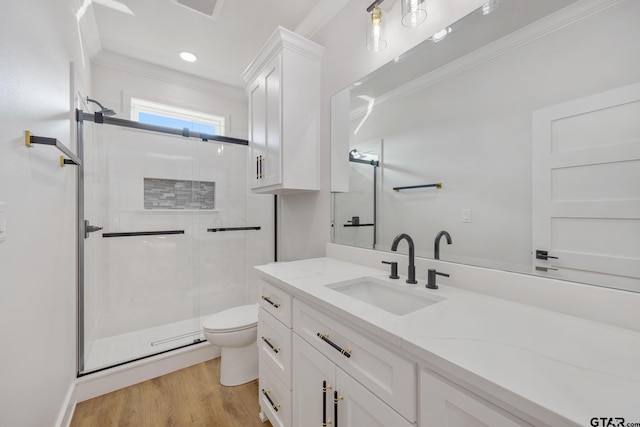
<box><xmin>330</xmin><ymin>0</ymin><xmax>640</xmax><ymax>293</ymax></box>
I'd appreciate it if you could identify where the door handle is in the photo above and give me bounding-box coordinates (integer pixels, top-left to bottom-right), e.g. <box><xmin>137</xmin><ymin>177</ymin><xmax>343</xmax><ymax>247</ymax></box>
<box><xmin>536</xmin><ymin>250</ymin><xmax>558</xmax><ymax>260</ymax></box>
<box><xmin>84</xmin><ymin>220</ymin><xmax>103</xmax><ymax>238</ymax></box>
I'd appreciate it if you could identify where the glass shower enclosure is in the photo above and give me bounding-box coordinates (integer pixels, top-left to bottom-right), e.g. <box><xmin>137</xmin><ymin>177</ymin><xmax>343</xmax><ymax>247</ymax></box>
<box><xmin>77</xmin><ymin>110</ymin><xmax>270</xmax><ymax>375</ymax></box>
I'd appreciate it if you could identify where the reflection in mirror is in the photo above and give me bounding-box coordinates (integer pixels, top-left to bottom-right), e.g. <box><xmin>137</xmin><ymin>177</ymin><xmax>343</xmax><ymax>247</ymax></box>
<box><xmin>333</xmin><ymin>143</ymin><xmax>380</xmax><ymax>249</ymax></box>
<box><xmin>330</xmin><ymin>0</ymin><xmax>640</xmax><ymax>292</ymax></box>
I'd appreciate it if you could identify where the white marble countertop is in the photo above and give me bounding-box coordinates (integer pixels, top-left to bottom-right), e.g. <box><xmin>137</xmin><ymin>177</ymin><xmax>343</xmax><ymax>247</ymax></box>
<box><xmin>256</xmin><ymin>257</ymin><xmax>640</xmax><ymax>427</ymax></box>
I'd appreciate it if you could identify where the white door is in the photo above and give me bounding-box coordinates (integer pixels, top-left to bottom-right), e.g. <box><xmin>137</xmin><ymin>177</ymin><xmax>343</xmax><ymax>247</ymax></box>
<box><xmin>249</xmin><ymin>78</ymin><xmax>266</xmax><ymax>188</ymax></box>
<box><xmin>293</xmin><ymin>334</ymin><xmax>414</xmax><ymax>427</ymax></box>
<box><xmin>336</xmin><ymin>368</ymin><xmax>414</xmax><ymax>427</ymax></box>
<box><xmin>532</xmin><ymin>82</ymin><xmax>640</xmax><ymax>292</ymax></box>
<box><xmin>292</xmin><ymin>334</ymin><xmax>336</xmax><ymax>427</ymax></box>
<box><xmin>263</xmin><ymin>54</ymin><xmax>282</xmax><ymax>187</ymax></box>
<box><xmin>248</xmin><ymin>55</ymin><xmax>281</xmax><ymax>190</ymax></box>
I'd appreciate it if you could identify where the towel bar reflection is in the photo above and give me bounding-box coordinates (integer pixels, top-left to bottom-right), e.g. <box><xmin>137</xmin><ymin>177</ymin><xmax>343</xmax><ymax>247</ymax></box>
<box><xmin>24</xmin><ymin>130</ymin><xmax>81</xmax><ymax>167</ymax></box>
<box><xmin>393</xmin><ymin>183</ymin><xmax>442</xmax><ymax>192</ymax></box>
<box><xmin>207</xmin><ymin>226</ymin><xmax>261</xmax><ymax>232</ymax></box>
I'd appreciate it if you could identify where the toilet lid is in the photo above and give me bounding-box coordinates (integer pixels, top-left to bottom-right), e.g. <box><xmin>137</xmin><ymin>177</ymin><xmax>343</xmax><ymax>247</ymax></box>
<box><xmin>203</xmin><ymin>303</ymin><xmax>258</xmax><ymax>333</ymax></box>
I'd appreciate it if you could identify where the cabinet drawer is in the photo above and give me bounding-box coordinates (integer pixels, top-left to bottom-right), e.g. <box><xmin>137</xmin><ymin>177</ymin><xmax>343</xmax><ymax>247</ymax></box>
<box><xmin>293</xmin><ymin>300</ymin><xmax>416</xmax><ymax>422</ymax></box>
<box><xmin>259</xmin><ymin>360</ymin><xmax>291</xmax><ymax>427</ymax></box>
<box><xmin>420</xmin><ymin>370</ymin><xmax>533</xmax><ymax>427</ymax></box>
<box><xmin>258</xmin><ymin>308</ymin><xmax>292</xmax><ymax>388</ymax></box>
<box><xmin>258</xmin><ymin>279</ymin><xmax>292</xmax><ymax>327</ymax></box>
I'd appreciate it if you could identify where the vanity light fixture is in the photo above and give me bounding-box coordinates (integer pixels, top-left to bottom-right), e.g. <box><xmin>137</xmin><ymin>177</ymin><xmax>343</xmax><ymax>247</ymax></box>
<box><xmin>366</xmin><ymin>1</ymin><xmax>387</xmax><ymax>52</ymax></box>
<box><xmin>429</xmin><ymin>26</ymin><xmax>452</xmax><ymax>43</ymax></box>
<box><xmin>179</xmin><ymin>51</ymin><xmax>198</xmax><ymax>62</ymax></box>
<box><xmin>401</xmin><ymin>0</ymin><xmax>427</xmax><ymax>27</ymax></box>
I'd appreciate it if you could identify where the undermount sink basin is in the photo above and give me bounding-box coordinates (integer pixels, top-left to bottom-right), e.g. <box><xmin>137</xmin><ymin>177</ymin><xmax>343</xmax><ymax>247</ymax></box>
<box><xmin>326</xmin><ymin>277</ymin><xmax>443</xmax><ymax>315</ymax></box>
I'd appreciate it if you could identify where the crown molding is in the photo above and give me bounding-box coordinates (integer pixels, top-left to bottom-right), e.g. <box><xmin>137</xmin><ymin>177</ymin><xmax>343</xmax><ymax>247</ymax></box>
<box><xmin>294</xmin><ymin>0</ymin><xmax>351</xmax><ymax>39</ymax></box>
<box><xmin>241</xmin><ymin>26</ymin><xmax>324</xmax><ymax>85</ymax></box>
<box><xmin>92</xmin><ymin>51</ymin><xmax>247</xmax><ymax>102</ymax></box>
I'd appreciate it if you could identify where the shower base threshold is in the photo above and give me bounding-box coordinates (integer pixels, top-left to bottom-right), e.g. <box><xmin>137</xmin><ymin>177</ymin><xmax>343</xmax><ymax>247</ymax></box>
<box><xmin>83</xmin><ymin>315</ymin><xmax>210</xmax><ymax>374</ymax></box>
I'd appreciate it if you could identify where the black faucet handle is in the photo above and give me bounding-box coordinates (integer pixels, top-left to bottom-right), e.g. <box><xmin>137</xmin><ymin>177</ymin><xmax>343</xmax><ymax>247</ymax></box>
<box><xmin>347</xmin><ymin>216</ymin><xmax>360</xmax><ymax>225</ymax></box>
<box><xmin>426</xmin><ymin>269</ymin><xmax>449</xmax><ymax>289</ymax></box>
<box><xmin>381</xmin><ymin>261</ymin><xmax>399</xmax><ymax>279</ymax></box>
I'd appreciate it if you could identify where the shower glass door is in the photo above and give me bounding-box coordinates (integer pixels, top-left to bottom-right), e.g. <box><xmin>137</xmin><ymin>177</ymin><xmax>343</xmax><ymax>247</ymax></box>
<box><xmin>80</xmin><ymin>119</ymin><xmax>252</xmax><ymax>374</ymax></box>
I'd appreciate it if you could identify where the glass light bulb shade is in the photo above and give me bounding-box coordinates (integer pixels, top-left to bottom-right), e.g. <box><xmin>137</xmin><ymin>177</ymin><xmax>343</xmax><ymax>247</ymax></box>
<box><xmin>429</xmin><ymin>27</ymin><xmax>452</xmax><ymax>43</ymax></box>
<box><xmin>366</xmin><ymin>5</ymin><xmax>387</xmax><ymax>52</ymax></box>
<box><xmin>480</xmin><ymin>0</ymin><xmax>502</xmax><ymax>15</ymax></box>
<box><xmin>401</xmin><ymin>0</ymin><xmax>427</xmax><ymax>27</ymax></box>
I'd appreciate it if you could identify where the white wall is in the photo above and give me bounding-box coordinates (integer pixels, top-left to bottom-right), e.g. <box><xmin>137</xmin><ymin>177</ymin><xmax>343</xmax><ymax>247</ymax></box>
<box><xmin>0</xmin><ymin>1</ymin><xmax>90</xmax><ymax>426</ymax></box>
<box><xmin>278</xmin><ymin>0</ymin><xmax>487</xmax><ymax>261</ymax></box>
<box><xmin>90</xmin><ymin>51</ymin><xmax>249</xmax><ymax>139</ymax></box>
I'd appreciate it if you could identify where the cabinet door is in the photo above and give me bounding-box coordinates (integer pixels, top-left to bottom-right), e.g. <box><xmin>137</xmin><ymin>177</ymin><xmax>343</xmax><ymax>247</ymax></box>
<box><xmin>336</xmin><ymin>368</ymin><xmax>414</xmax><ymax>427</ymax></box>
<box><xmin>262</xmin><ymin>54</ymin><xmax>282</xmax><ymax>187</ymax></box>
<box><xmin>420</xmin><ymin>370</ymin><xmax>532</xmax><ymax>427</ymax></box>
<box><xmin>294</xmin><ymin>334</ymin><xmax>415</xmax><ymax>427</ymax></box>
<box><xmin>294</xmin><ymin>300</ymin><xmax>416</xmax><ymax>421</ymax></box>
<box><xmin>249</xmin><ymin>55</ymin><xmax>282</xmax><ymax>190</ymax></box>
<box><xmin>248</xmin><ymin>78</ymin><xmax>266</xmax><ymax>189</ymax></box>
<box><xmin>293</xmin><ymin>334</ymin><xmax>336</xmax><ymax>427</ymax></box>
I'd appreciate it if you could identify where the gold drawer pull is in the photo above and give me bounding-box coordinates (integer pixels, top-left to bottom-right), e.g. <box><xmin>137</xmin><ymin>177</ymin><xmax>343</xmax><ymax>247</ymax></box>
<box><xmin>261</xmin><ymin>388</ymin><xmax>280</xmax><ymax>412</ymax></box>
<box><xmin>261</xmin><ymin>295</ymin><xmax>280</xmax><ymax>308</ymax></box>
<box><xmin>317</xmin><ymin>332</ymin><xmax>351</xmax><ymax>358</ymax></box>
<box><xmin>261</xmin><ymin>336</ymin><xmax>280</xmax><ymax>354</ymax></box>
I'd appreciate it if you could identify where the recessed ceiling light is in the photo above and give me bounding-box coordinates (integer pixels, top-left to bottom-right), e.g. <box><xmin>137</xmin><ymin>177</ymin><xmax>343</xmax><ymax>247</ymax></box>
<box><xmin>179</xmin><ymin>51</ymin><xmax>197</xmax><ymax>62</ymax></box>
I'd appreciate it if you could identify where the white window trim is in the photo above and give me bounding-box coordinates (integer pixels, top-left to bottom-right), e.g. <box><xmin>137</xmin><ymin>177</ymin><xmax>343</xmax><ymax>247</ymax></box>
<box><xmin>130</xmin><ymin>98</ymin><xmax>226</xmax><ymax>136</ymax></box>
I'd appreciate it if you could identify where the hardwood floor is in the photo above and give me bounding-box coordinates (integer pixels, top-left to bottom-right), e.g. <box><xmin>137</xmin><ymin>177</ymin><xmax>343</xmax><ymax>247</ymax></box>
<box><xmin>71</xmin><ymin>358</ymin><xmax>272</xmax><ymax>427</ymax></box>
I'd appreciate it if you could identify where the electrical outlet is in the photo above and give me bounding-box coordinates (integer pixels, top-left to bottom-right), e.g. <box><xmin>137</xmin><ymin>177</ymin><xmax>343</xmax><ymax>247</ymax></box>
<box><xmin>461</xmin><ymin>208</ymin><xmax>471</xmax><ymax>223</ymax></box>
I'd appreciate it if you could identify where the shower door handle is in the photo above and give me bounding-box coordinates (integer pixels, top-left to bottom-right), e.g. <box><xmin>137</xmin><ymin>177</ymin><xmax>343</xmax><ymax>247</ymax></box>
<box><xmin>84</xmin><ymin>220</ymin><xmax>103</xmax><ymax>238</ymax></box>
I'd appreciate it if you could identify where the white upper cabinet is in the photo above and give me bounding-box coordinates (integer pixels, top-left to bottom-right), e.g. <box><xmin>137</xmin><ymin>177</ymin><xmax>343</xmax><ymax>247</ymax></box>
<box><xmin>242</xmin><ymin>26</ymin><xmax>323</xmax><ymax>194</ymax></box>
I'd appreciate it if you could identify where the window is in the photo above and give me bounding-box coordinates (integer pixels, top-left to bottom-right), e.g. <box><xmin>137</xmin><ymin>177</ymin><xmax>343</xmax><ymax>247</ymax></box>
<box><xmin>130</xmin><ymin>98</ymin><xmax>225</xmax><ymax>136</ymax></box>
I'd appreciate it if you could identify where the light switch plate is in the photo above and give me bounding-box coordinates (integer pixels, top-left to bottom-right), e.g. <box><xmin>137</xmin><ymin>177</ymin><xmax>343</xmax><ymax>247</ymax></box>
<box><xmin>0</xmin><ymin>201</ymin><xmax>6</xmax><ymax>242</ymax></box>
<box><xmin>461</xmin><ymin>208</ymin><xmax>471</xmax><ymax>223</ymax></box>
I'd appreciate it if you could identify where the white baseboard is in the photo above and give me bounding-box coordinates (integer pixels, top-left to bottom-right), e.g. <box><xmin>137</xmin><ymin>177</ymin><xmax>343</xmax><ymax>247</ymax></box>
<box><xmin>55</xmin><ymin>382</ymin><xmax>77</xmax><ymax>427</ymax></box>
<box><xmin>75</xmin><ymin>342</ymin><xmax>219</xmax><ymax>403</ymax></box>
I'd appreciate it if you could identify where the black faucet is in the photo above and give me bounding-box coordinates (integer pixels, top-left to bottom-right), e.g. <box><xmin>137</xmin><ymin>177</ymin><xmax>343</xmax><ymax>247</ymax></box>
<box><xmin>434</xmin><ymin>230</ymin><xmax>452</xmax><ymax>260</ymax></box>
<box><xmin>390</xmin><ymin>233</ymin><xmax>417</xmax><ymax>284</ymax></box>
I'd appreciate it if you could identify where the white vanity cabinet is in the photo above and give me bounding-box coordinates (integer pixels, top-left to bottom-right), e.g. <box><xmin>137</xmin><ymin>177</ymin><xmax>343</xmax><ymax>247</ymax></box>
<box><xmin>420</xmin><ymin>370</ymin><xmax>532</xmax><ymax>427</ymax></box>
<box><xmin>257</xmin><ymin>279</ymin><xmax>293</xmax><ymax>427</ymax></box>
<box><xmin>242</xmin><ymin>26</ymin><xmax>323</xmax><ymax>194</ymax></box>
<box><xmin>293</xmin><ymin>334</ymin><xmax>414</xmax><ymax>427</ymax></box>
<box><xmin>257</xmin><ymin>277</ymin><xmax>417</xmax><ymax>427</ymax></box>
<box><xmin>293</xmin><ymin>299</ymin><xmax>417</xmax><ymax>422</ymax></box>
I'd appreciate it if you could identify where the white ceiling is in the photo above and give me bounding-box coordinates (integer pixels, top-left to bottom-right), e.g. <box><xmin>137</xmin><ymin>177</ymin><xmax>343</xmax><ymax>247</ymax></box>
<box><xmin>82</xmin><ymin>0</ymin><xmax>333</xmax><ymax>88</ymax></box>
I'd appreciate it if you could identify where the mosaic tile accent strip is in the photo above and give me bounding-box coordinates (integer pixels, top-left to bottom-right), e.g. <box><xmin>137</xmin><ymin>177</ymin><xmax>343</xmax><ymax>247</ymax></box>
<box><xmin>144</xmin><ymin>178</ymin><xmax>215</xmax><ymax>210</ymax></box>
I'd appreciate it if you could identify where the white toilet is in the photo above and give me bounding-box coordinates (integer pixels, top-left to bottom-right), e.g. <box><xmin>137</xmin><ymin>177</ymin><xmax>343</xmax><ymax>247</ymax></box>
<box><xmin>203</xmin><ymin>303</ymin><xmax>259</xmax><ymax>386</ymax></box>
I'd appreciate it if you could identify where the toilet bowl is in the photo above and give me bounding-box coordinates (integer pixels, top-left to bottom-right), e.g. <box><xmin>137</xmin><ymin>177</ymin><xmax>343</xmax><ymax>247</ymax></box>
<box><xmin>203</xmin><ymin>303</ymin><xmax>258</xmax><ymax>386</ymax></box>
